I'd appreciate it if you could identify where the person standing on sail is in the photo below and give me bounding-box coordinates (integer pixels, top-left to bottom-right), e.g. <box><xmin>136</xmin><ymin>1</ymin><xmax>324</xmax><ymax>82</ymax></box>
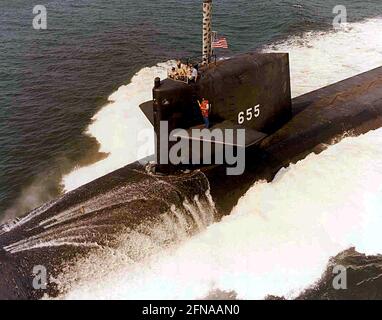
<box><xmin>198</xmin><ymin>98</ymin><xmax>210</xmax><ymax>128</ymax></box>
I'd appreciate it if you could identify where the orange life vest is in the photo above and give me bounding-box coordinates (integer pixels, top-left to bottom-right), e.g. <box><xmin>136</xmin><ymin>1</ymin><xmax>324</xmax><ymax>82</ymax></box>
<box><xmin>199</xmin><ymin>100</ymin><xmax>209</xmax><ymax>118</ymax></box>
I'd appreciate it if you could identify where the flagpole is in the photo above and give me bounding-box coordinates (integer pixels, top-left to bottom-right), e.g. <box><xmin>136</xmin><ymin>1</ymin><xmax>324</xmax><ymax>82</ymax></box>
<box><xmin>202</xmin><ymin>0</ymin><xmax>213</xmax><ymax>66</ymax></box>
<box><xmin>211</xmin><ymin>31</ymin><xmax>217</xmax><ymax>61</ymax></box>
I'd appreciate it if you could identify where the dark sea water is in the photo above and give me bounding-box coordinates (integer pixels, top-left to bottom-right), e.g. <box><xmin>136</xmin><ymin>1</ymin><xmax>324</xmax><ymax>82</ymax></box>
<box><xmin>0</xmin><ymin>1</ymin><xmax>381</xmax><ymax>217</ymax></box>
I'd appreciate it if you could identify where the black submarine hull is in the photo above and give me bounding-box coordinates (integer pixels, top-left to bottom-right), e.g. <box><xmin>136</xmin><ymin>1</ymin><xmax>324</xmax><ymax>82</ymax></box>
<box><xmin>1</xmin><ymin>66</ymin><xmax>382</xmax><ymax>299</ymax></box>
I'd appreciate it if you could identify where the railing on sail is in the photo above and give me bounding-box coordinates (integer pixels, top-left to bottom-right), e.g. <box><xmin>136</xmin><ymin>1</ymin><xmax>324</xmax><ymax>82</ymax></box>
<box><xmin>167</xmin><ymin>54</ymin><xmax>218</xmax><ymax>84</ymax></box>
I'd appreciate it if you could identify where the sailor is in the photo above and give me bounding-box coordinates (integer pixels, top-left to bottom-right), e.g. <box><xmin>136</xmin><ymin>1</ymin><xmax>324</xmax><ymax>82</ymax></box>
<box><xmin>198</xmin><ymin>98</ymin><xmax>210</xmax><ymax>128</ymax></box>
<box><xmin>168</xmin><ymin>67</ymin><xmax>177</xmax><ymax>79</ymax></box>
<box><xmin>188</xmin><ymin>65</ymin><xmax>198</xmax><ymax>83</ymax></box>
<box><xmin>176</xmin><ymin>60</ymin><xmax>183</xmax><ymax>71</ymax></box>
<box><xmin>175</xmin><ymin>60</ymin><xmax>186</xmax><ymax>81</ymax></box>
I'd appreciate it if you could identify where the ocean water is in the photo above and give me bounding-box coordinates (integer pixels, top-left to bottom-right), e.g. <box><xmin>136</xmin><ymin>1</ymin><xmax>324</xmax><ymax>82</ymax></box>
<box><xmin>1</xmin><ymin>0</ymin><xmax>382</xmax><ymax>219</ymax></box>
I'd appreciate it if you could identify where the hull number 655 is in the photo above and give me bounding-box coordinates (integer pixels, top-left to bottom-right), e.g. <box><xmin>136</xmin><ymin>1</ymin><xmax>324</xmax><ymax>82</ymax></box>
<box><xmin>238</xmin><ymin>104</ymin><xmax>260</xmax><ymax>124</ymax></box>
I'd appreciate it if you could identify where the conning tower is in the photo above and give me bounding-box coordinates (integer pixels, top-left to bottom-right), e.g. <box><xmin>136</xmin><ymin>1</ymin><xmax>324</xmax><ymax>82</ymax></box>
<box><xmin>139</xmin><ymin>0</ymin><xmax>292</xmax><ymax>173</ymax></box>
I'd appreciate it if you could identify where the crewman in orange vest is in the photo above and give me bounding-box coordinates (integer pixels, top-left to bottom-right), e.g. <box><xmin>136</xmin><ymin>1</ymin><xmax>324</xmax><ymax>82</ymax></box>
<box><xmin>198</xmin><ymin>98</ymin><xmax>210</xmax><ymax>128</ymax></box>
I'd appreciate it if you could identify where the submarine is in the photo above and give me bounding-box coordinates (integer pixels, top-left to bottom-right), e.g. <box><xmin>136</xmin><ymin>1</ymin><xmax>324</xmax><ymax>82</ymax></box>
<box><xmin>1</xmin><ymin>0</ymin><xmax>382</xmax><ymax>299</ymax></box>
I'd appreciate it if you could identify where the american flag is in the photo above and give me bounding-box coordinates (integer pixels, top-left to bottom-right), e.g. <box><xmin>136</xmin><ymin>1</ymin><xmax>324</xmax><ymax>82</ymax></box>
<box><xmin>212</xmin><ymin>37</ymin><xmax>228</xmax><ymax>49</ymax></box>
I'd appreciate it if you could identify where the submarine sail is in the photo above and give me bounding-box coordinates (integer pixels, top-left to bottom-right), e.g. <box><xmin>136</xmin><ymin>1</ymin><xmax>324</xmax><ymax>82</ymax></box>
<box><xmin>139</xmin><ymin>0</ymin><xmax>292</xmax><ymax>172</ymax></box>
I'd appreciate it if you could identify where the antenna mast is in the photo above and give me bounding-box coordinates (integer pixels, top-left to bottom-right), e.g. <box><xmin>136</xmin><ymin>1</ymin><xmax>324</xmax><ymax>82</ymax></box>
<box><xmin>202</xmin><ymin>0</ymin><xmax>213</xmax><ymax>65</ymax></box>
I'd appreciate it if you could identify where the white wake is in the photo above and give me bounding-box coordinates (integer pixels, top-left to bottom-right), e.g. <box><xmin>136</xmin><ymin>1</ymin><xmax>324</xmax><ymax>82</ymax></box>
<box><xmin>266</xmin><ymin>18</ymin><xmax>382</xmax><ymax>97</ymax></box>
<box><xmin>63</xmin><ymin>128</ymin><xmax>382</xmax><ymax>299</ymax></box>
<box><xmin>62</xmin><ymin>61</ymin><xmax>174</xmax><ymax>191</ymax></box>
